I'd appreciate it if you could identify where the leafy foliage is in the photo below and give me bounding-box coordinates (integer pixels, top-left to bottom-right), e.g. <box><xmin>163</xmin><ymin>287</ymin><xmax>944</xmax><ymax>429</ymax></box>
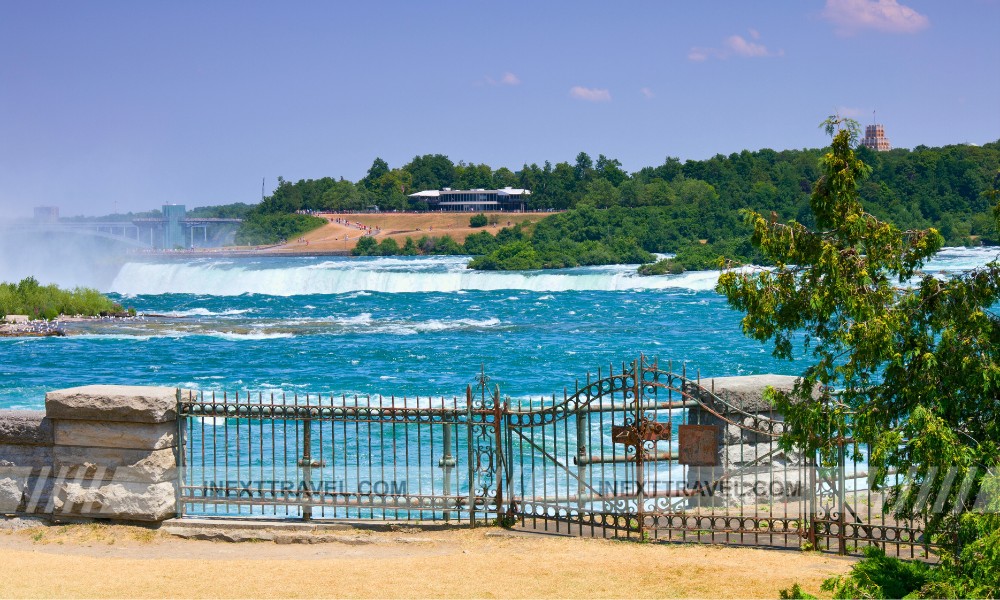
<box><xmin>185</xmin><ymin>203</ymin><xmax>254</xmax><ymax>219</ymax></box>
<box><xmin>243</xmin><ymin>139</ymin><xmax>999</xmax><ymax>269</ymax></box>
<box><xmin>718</xmin><ymin>117</ymin><xmax>1000</xmax><ymax>594</ymax></box>
<box><xmin>234</xmin><ymin>213</ymin><xmax>327</xmax><ymax>246</ymax></box>
<box><xmin>469</xmin><ymin>213</ymin><xmax>488</xmax><ymax>228</ymax></box>
<box><xmin>778</xmin><ymin>583</ymin><xmax>817</xmax><ymax>599</ymax></box>
<box><xmin>821</xmin><ymin>546</ymin><xmax>931</xmax><ymax>599</ymax></box>
<box><xmin>638</xmin><ymin>258</ymin><xmax>684</xmax><ymax>276</ymax></box>
<box><xmin>0</xmin><ymin>277</ymin><xmax>126</xmax><ymax>320</ymax></box>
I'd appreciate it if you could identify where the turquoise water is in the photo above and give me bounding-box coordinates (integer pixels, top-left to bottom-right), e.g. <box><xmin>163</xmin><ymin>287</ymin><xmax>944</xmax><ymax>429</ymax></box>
<box><xmin>1</xmin><ymin>248</ymin><xmax>995</xmax><ymax>410</ymax></box>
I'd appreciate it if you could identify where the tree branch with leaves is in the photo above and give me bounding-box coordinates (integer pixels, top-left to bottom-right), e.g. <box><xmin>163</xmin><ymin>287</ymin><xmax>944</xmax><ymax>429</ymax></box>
<box><xmin>718</xmin><ymin>117</ymin><xmax>1000</xmax><ymax>563</ymax></box>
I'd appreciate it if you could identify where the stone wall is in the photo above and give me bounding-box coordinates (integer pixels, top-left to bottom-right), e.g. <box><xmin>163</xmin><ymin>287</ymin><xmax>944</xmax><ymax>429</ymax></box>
<box><xmin>683</xmin><ymin>375</ymin><xmax>805</xmax><ymax>507</ymax></box>
<box><xmin>0</xmin><ymin>386</ymin><xmax>179</xmax><ymax>522</ymax></box>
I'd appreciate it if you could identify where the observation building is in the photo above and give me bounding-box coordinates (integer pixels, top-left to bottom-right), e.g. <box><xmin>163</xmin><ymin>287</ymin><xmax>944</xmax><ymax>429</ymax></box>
<box><xmin>408</xmin><ymin>187</ymin><xmax>531</xmax><ymax>212</ymax></box>
<box><xmin>861</xmin><ymin>124</ymin><xmax>891</xmax><ymax>151</ymax></box>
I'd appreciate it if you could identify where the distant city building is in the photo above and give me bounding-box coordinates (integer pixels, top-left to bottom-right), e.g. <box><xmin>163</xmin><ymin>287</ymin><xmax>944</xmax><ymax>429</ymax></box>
<box><xmin>33</xmin><ymin>206</ymin><xmax>59</xmax><ymax>222</ymax></box>
<box><xmin>408</xmin><ymin>187</ymin><xmax>531</xmax><ymax>212</ymax></box>
<box><xmin>861</xmin><ymin>124</ymin><xmax>891</xmax><ymax>152</ymax></box>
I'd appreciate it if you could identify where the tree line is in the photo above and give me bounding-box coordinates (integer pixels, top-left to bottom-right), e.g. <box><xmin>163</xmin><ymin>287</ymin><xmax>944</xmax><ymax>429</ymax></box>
<box><xmin>232</xmin><ymin>139</ymin><xmax>999</xmax><ymax>260</ymax></box>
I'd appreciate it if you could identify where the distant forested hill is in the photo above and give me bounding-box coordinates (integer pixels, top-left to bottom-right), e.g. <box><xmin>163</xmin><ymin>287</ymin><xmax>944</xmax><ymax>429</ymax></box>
<box><xmin>239</xmin><ymin>139</ymin><xmax>1000</xmax><ymax>267</ymax></box>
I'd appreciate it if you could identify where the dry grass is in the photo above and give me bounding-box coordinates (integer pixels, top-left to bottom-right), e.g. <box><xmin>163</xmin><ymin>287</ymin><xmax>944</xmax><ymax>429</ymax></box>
<box><xmin>269</xmin><ymin>212</ymin><xmax>549</xmax><ymax>253</ymax></box>
<box><xmin>5</xmin><ymin>522</ymin><xmax>165</xmax><ymax>546</ymax></box>
<box><xmin>0</xmin><ymin>525</ymin><xmax>852</xmax><ymax>599</ymax></box>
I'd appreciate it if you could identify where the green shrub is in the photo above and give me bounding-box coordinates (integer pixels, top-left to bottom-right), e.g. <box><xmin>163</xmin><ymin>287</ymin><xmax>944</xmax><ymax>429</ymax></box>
<box><xmin>778</xmin><ymin>583</ymin><xmax>816</xmax><ymax>599</ymax></box>
<box><xmin>469</xmin><ymin>213</ymin><xmax>488</xmax><ymax>228</ymax></box>
<box><xmin>468</xmin><ymin>241</ymin><xmax>542</xmax><ymax>271</ymax></box>
<box><xmin>352</xmin><ymin>236</ymin><xmax>378</xmax><ymax>256</ymax></box>
<box><xmin>235</xmin><ymin>213</ymin><xmax>326</xmax><ymax>246</ymax></box>
<box><xmin>821</xmin><ymin>546</ymin><xmax>930</xmax><ymax>599</ymax></box>
<box><xmin>463</xmin><ymin>231</ymin><xmax>500</xmax><ymax>255</ymax></box>
<box><xmin>376</xmin><ymin>237</ymin><xmax>399</xmax><ymax>256</ymax></box>
<box><xmin>0</xmin><ymin>277</ymin><xmax>123</xmax><ymax>320</ymax></box>
<box><xmin>638</xmin><ymin>258</ymin><xmax>685</xmax><ymax>276</ymax></box>
<box><xmin>920</xmin><ymin>512</ymin><xmax>1000</xmax><ymax>598</ymax></box>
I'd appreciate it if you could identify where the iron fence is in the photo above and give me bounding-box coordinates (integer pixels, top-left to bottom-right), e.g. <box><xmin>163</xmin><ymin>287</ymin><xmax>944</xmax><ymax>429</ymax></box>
<box><xmin>175</xmin><ymin>356</ymin><xmax>934</xmax><ymax>558</ymax></box>
<box><xmin>177</xmin><ymin>387</ymin><xmax>501</xmax><ymax>523</ymax></box>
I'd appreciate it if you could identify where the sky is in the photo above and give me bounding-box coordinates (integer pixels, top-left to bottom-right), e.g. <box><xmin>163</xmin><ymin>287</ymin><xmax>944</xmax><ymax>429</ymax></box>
<box><xmin>1</xmin><ymin>0</ymin><xmax>998</xmax><ymax>218</ymax></box>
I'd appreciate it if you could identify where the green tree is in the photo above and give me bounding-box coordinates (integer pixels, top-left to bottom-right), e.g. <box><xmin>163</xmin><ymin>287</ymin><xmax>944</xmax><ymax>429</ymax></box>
<box><xmin>582</xmin><ymin>178</ymin><xmax>621</xmax><ymax>208</ymax></box>
<box><xmin>352</xmin><ymin>235</ymin><xmax>378</xmax><ymax>256</ymax></box>
<box><xmin>403</xmin><ymin>154</ymin><xmax>455</xmax><ymax>191</ymax></box>
<box><xmin>361</xmin><ymin>158</ymin><xmax>390</xmax><ymax>190</ymax></box>
<box><xmin>574</xmin><ymin>152</ymin><xmax>593</xmax><ymax>182</ymax></box>
<box><xmin>718</xmin><ymin>118</ymin><xmax>999</xmax><ymax>586</ymax></box>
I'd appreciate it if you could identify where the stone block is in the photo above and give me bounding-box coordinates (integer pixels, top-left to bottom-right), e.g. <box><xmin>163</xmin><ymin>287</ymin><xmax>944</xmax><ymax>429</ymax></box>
<box><xmin>46</xmin><ymin>385</ymin><xmax>179</xmax><ymax>424</ymax></box>
<box><xmin>0</xmin><ymin>411</ymin><xmax>53</xmax><ymax>446</ymax></box>
<box><xmin>0</xmin><ymin>468</ymin><xmax>31</xmax><ymax>513</ymax></box>
<box><xmin>54</xmin><ymin>480</ymin><xmax>176</xmax><ymax>522</ymax></box>
<box><xmin>0</xmin><ymin>444</ymin><xmax>52</xmax><ymax>469</ymax></box>
<box><xmin>54</xmin><ymin>447</ymin><xmax>177</xmax><ymax>483</ymax></box>
<box><xmin>689</xmin><ymin>375</ymin><xmax>801</xmax><ymax>414</ymax></box>
<box><xmin>724</xmin><ymin>442</ymin><xmax>781</xmax><ymax>466</ymax></box>
<box><xmin>54</xmin><ymin>420</ymin><xmax>175</xmax><ymax>450</ymax></box>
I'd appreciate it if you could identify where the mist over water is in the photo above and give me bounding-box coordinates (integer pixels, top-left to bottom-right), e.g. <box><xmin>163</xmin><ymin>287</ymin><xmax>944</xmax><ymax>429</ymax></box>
<box><xmin>0</xmin><ymin>226</ymin><xmax>128</xmax><ymax>289</ymax></box>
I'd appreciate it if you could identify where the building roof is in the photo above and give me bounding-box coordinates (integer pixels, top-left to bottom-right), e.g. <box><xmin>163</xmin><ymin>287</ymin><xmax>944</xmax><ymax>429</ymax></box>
<box><xmin>408</xmin><ymin>187</ymin><xmax>531</xmax><ymax>198</ymax></box>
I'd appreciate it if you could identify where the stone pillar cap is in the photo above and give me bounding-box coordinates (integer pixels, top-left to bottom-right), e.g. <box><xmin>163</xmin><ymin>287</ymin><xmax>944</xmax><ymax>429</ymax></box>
<box><xmin>691</xmin><ymin>375</ymin><xmax>801</xmax><ymax>413</ymax></box>
<box><xmin>46</xmin><ymin>385</ymin><xmax>179</xmax><ymax>423</ymax></box>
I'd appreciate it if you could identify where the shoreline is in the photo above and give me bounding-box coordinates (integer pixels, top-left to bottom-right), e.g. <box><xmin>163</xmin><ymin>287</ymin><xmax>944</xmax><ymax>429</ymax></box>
<box><xmin>0</xmin><ymin>314</ymin><xmax>147</xmax><ymax>339</ymax></box>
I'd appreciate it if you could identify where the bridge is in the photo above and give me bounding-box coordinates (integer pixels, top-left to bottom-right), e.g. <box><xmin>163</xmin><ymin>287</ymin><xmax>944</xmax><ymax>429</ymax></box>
<box><xmin>9</xmin><ymin>214</ymin><xmax>242</xmax><ymax>250</ymax></box>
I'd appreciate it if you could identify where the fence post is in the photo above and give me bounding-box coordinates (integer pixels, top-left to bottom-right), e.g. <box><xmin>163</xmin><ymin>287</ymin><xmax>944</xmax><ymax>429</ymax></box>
<box><xmin>838</xmin><ymin>440</ymin><xmax>847</xmax><ymax>555</ymax></box>
<box><xmin>807</xmin><ymin>452</ymin><xmax>817</xmax><ymax>549</ymax></box>
<box><xmin>301</xmin><ymin>414</ymin><xmax>312</xmax><ymax>522</ymax></box>
<box><xmin>440</xmin><ymin>421</ymin><xmax>454</xmax><ymax>522</ymax></box>
<box><xmin>633</xmin><ymin>358</ymin><xmax>645</xmax><ymax>539</ymax></box>
<box><xmin>466</xmin><ymin>385</ymin><xmax>475</xmax><ymax>527</ymax></box>
<box><xmin>576</xmin><ymin>401</ymin><xmax>588</xmax><ymax>514</ymax></box>
<box><xmin>492</xmin><ymin>385</ymin><xmax>504</xmax><ymax>523</ymax></box>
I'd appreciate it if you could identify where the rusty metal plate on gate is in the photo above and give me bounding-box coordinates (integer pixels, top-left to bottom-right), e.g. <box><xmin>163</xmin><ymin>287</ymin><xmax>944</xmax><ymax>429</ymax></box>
<box><xmin>612</xmin><ymin>421</ymin><xmax>671</xmax><ymax>447</ymax></box>
<box><xmin>678</xmin><ymin>424</ymin><xmax>720</xmax><ymax>466</ymax></box>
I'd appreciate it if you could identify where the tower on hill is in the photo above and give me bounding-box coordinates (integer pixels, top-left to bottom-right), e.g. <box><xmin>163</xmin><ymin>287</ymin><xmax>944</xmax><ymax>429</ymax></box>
<box><xmin>861</xmin><ymin>123</ymin><xmax>891</xmax><ymax>151</ymax></box>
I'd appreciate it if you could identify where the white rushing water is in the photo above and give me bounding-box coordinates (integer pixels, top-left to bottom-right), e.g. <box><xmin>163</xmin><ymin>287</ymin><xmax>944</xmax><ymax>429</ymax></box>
<box><xmin>109</xmin><ymin>256</ymin><xmax>721</xmax><ymax>295</ymax></box>
<box><xmin>108</xmin><ymin>248</ymin><xmax>1000</xmax><ymax>297</ymax></box>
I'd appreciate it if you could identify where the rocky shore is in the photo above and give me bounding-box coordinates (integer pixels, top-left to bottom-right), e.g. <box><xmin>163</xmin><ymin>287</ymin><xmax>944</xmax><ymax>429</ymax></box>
<box><xmin>0</xmin><ymin>320</ymin><xmax>65</xmax><ymax>337</ymax></box>
<box><xmin>0</xmin><ymin>314</ymin><xmax>145</xmax><ymax>338</ymax></box>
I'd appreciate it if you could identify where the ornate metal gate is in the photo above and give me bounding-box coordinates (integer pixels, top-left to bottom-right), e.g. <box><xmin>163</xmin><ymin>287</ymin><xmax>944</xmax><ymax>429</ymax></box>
<box><xmin>503</xmin><ymin>356</ymin><xmax>932</xmax><ymax>557</ymax></box>
<box><xmin>504</xmin><ymin>356</ymin><xmax>804</xmax><ymax>547</ymax></box>
<box><xmin>175</xmin><ymin>356</ymin><xmax>932</xmax><ymax>557</ymax></box>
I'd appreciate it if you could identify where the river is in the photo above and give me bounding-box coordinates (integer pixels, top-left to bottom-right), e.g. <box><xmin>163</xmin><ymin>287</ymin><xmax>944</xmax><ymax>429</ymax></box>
<box><xmin>1</xmin><ymin>247</ymin><xmax>995</xmax><ymax>410</ymax></box>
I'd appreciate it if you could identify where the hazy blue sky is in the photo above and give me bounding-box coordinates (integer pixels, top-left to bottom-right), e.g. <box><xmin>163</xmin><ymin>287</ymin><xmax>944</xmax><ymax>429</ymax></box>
<box><xmin>1</xmin><ymin>0</ymin><xmax>998</xmax><ymax>217</ymax></box>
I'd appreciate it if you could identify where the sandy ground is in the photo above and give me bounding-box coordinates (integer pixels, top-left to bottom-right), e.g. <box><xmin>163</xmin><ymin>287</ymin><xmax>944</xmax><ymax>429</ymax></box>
<box><xmin>0</xmin><ymin>523</ymin><xmax>854</xmax><ymax>599</ymax></box>
<box><xmin>268</xmin><ymin>212</ymin><xmax>550</xmax><ymax>253</ymax></box>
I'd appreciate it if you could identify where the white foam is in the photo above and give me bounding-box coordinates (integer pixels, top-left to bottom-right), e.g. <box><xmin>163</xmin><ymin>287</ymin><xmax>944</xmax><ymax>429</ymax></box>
<box><xmin>207</xmin><ymin>331</ymin><xmax>295</xmax><ymax>341</ymax></box>
<box><xmin>158</xmin><ymin>308</ymin><xmax>252</xmax><ymax>317</ymax></box>
<box><xmin>109</xmin><ymin>257</ymin><xmax>722</xmax><ymax>296</ymax></box>
<box><xmin>108</xmin><ymin>247</ymin><xmax>996</xmax><ymax>297</ymax></box>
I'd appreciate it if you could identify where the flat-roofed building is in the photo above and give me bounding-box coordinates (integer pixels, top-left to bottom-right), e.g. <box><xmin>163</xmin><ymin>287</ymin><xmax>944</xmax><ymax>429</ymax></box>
<box><xmin>409</xmin><ymin>187</ymin><xmax>530</xmax><ymax>212</ymax></box>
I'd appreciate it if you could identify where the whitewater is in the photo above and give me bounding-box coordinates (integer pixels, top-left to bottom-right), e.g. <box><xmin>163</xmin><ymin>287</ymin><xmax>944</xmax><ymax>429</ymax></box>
<box><xmin>2</xmin><ymin>248</ymin><xmax>996</xmax><ymax>410</ymax></box>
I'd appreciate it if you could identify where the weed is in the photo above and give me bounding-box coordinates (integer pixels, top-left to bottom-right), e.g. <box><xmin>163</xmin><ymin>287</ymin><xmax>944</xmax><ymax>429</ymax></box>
<box><xmin>778</xmin><ymin>583</ymin><xmax>817</xmax><ymax>599</ymax></box>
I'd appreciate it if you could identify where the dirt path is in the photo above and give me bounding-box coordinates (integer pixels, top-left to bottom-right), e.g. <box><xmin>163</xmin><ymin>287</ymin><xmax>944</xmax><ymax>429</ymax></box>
<box><xmin>267</xmin><ymin>212</ymin><xmax>550</xmax><ymax>254</ymax></box>
<box><xmin>0</xmin><ymin>523</ymin><xmax>851</xmax><ymax>598</ymax></box>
